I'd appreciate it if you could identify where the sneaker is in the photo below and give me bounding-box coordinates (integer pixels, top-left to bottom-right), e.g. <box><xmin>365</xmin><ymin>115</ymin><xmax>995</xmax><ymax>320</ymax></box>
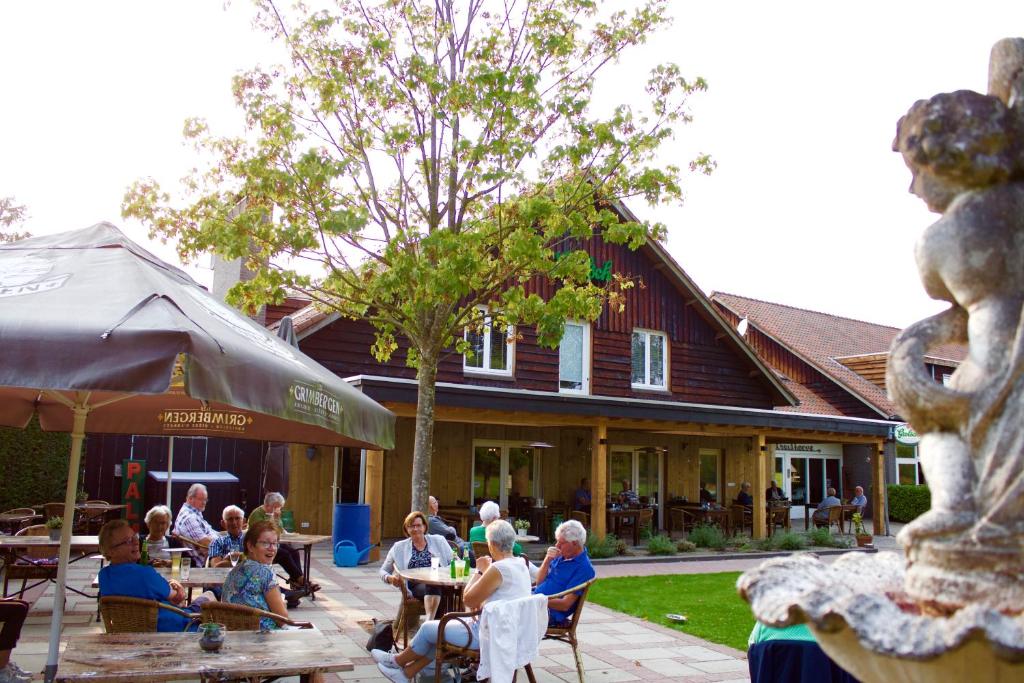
<box><xmin>370</xmin><ymin>649</ymin><xmax>396</xmax><ymax>667</ymax></box>
<box><xmin>0</xmin><ymin>663</ymin><xmax>32</xmax><ymax>683</ymax></box>
<box><xmin>377</xmin><ymin>661</ymin><xmax>410</xmax><ymax>683</ymax></box>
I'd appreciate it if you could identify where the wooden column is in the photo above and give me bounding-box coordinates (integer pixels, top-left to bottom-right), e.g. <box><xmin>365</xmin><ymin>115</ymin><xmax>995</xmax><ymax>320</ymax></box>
<box><xmin>365</xmin><ymin>449</ymin><xmax>385</xmax><ymax>561</ymax></box>
<box><xmin>590</xmin><ymin>422</ymin><xmax>608</xmax><ymax>541</ymax></box>
<box><xmin>752</xmin><ymin>433</ymin><xmax>768</xmax><ymax>540</ymax></box>
<box><xmin>872</xmin><ymin>440</ymin><xmax>886</xmax><ymax>535</ymax></box>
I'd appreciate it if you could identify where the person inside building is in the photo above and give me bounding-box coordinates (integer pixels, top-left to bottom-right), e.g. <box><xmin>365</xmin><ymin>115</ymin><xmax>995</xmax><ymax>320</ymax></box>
<box><xmin>735</xmin><ymin>482</ymin><xmax>754</xmax><ymax>506</ymax></box>
<box><xmin>618</xmin><ymin>480</ymin><xmax>639</xmax><ymax>507</ymax></box>
<box><xmin>98</xmin><ymin>519</ymin><xmax>215</xmax><ymax>631</ymax></box>
<box><xmin>372</xmin><ymin>520</ymin><xmax>532</xmax><ymax>683</ymax></box>
<box><xmin>171</xmin><ymin>483</ymin><xmax>219</xmax><ymax>566</ymax></box>
<box><xmin>0</xmin><ymin>598</ymin><xmax>31</xmax><ymax>683</ymax></box>
<box><xmin>249</xmin><ymin>492</ymin><xmax>320</xmax><ymax>597</ymax></box>
<box><xmin>849</xmin><ymin>485</ymin><xmax>868</xmax><ymax>512</ymax></box>
<box><xmin>380</xmin><ymin>511</ymin><xmax>454</xmax><ymax>621</ymax></box>
<box><xmin>533</xmin><ymin>519</ymin><xmax>596</xmax><ymax>627</ymax></box>
<box><xmin>142</xmin><ymin>504</ymin><xmax>173</xmax><ymax>565</ymax></box>
<box><xmin>812</xmin><ymin>487</ymin><xmax>842</xmax><ymax>526</ymax></box>
<box><xmin>426</xmin><ymin>496</ymin><xmax>463</xmax><ymax>545</ymax></box>
<box><xmin>573</xmin><ymin>478</ymin><xmax>591</xmax><ymax>514</ymax></box>
<box><xmin>469</xmin><ymin>501</ymin><xmax>523</xmax><ymax>557</ymax></box>
<box><xmin>700</xmin><ymin>482</ymin><xmax>716</xmax><ymax>506</ymax></box>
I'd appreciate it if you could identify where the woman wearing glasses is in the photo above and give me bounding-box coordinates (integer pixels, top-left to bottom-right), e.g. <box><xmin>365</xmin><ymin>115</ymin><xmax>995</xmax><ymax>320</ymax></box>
<box><xmin>379</xmin><ymin>511</ymin><xmax>454</xmax><ymax>620</ymax></box>
<box><xmin>97</xmin><ymin>519</ymin><xmax>214</xmax><ymax>631</ymax></box>
<box><xmin>221</xmin><ymin>521</ymin><xmax>291</xmax><ymax>631</ymax></box>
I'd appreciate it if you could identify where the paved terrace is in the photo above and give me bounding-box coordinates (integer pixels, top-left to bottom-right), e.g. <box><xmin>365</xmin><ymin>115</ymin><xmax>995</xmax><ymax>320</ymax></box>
<box><xmin>10</xmin><ymin>542</ymin><xmax>761</xmax><ymax>682</ymax></box>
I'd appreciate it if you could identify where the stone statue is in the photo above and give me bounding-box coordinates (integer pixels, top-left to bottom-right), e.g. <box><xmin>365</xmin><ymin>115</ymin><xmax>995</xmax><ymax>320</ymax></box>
<box><xmin>888</xmin><ymin>37</ymin><xmax>1024</xmax><ymax>613</ymax></box>
<box><xmin>737</xmin><ymin>39</ymin><xmax>1024</xmax><ymax>682</ymax></box>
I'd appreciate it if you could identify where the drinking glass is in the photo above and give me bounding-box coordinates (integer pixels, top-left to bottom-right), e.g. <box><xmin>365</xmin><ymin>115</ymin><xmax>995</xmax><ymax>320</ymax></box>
<box><xmin>429</xmin><ymin>556</ymin><xmax>440</xmax><ymax>572</ymax></box>
<box><xmin>229</xmin><ymin>550</ymin><xmax>241</xmax><ymax>567</ymax></box>
<box><xmin>457</xmin><ymin>559</ymin><xmax>468</xmax><ymax>579</ymax></box>
<box><xmin>180</xmin><ymin>557</ymin><xmax>191</xmax><ymax>581</ymax></box>
<box><xmin>171</xmin><ymin>551</ymin><xmax>182</xmax><ymax>578</ymax></box>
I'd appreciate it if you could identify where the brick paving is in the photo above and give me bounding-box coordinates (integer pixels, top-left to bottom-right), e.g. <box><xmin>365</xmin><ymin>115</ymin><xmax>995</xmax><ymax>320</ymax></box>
<box><xmin>7</xmin><ymin>542</ymin><xmax>766</xmax><ymax>682</ymax></box>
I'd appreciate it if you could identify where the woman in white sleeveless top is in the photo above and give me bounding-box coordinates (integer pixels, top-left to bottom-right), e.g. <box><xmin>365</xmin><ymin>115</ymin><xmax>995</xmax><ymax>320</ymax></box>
<box><xmin>374</xmin><ymin>519</ymin><xmax>531</xmax><ymax>682</ymax></box>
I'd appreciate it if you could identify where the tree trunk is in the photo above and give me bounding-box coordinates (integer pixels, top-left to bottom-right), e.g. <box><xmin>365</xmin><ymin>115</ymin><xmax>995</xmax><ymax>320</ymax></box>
<box><xmin>410</xmin><ymin>353</ymin><xmax>439</xmax><ymax>515</ymax></box>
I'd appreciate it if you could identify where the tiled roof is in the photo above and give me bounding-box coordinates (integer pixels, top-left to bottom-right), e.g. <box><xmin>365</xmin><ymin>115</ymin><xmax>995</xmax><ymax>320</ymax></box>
<box><xmin>711</xmin><ymin>292</ymin><xmax>967</xmax><ymax>419</ymax></box>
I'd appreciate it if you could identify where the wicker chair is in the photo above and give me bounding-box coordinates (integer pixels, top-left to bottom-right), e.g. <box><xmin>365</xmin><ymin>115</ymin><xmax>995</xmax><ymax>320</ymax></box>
<box><xmin>543</xmin><ymin>578</ymin><xmax>597</xmax><ymax>683</ymax></box>
<box><xmin>42</xmin><ymin>502</ymin><xmax>66</xmax><ymax>527</ymax></box>
<box><xmin>79</xmin><ymin>500</ymin><xmax>110</xmax><ymax>534</ymax></box>
<box><xmin>471</xmin><ymin>541</ymin><xmax>491</xmax><ymax>559</ymax></box>
<box><xmin>99</xmin><ymin>595</ymin><xmax>198</xmax><ymax>633</ymax></box>
<box><xmin>0</xmin><ymin>508</ymin><xmax>37</xmax><ymax>533</ymax></box>
<box><xmin>434</xmin><ymin>601</ymin><xmax>540</xmax><ymax>683</ymax></box>
<box><xmin>3</xmin><ymin>525</ymin><xmax>58</xmax><ymax>599</ymax></box>
<box><xmin>171</xmin><ymin>533</ymin><xmax>210</xmax><ymax>564</ymax></box>
<box><xmin>393</xmin><ymin>577</ymin><xmax>426</xmax><ymax>648</ymax></box>
<box><xmin>200</xmin><ymin>601</ymin><xmax>312</xmax><ymax>630</ymax></box>
<box><xmin>729</xmin><ymin>505</ymin><xmax>753</xmax><ymax>536</ymax></box>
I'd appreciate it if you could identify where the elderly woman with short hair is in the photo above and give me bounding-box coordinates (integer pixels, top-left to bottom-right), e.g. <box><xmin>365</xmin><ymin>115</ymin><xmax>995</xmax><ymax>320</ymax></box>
<box><xmin>374</xmin><ymin>520</ymin><xmax>532</xmax><ymax>682</ymax></box>
<box><xmin>142</xmin><ymin>505</ymin><xmax>173</xmax><ymax>565</ymax></box>
<box><xmin>467</xmin><ymin>500</ymin><xmax>523</xmax><ymax>556</ymax></box>
<box><xmin>248</xmin><ymin>492</ymin><xmax>319</xmax><ymax>595</ymax></box>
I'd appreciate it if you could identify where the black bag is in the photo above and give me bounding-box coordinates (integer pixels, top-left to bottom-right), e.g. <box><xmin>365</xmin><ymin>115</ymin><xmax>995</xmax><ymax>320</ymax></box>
<box><xmin>366</xmin><ymin>619</ymin><xmax>394</xmax><ymax>653</ymax></box>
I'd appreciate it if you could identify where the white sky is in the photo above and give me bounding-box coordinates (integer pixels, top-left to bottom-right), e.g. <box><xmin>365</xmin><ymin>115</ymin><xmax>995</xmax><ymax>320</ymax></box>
<box><xmin>1</xmin><ymin>1</ymin><xmax>1020</xmax><ymax>328</ymax></box>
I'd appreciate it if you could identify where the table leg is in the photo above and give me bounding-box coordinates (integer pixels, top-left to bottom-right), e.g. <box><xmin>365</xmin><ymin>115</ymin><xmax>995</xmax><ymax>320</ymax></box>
<box><xmin>303</xmin><ymin>544</ymin><xmax>315</xmax><ymax>601</ymax></box>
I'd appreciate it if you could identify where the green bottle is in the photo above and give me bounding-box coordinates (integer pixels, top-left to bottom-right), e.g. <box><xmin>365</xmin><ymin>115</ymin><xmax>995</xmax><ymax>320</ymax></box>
<box><xmin>449</xmin><ymin>551</ymin><xmax>457</xmax><ymax>578</ymax></box>
<box><xmin>139</xmin><ymin>536</ymin><xmax>149</xmax><ymax>565</ymax></box>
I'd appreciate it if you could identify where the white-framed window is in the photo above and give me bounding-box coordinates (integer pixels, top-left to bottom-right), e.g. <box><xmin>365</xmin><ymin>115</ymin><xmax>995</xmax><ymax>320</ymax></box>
<box><xmin>631</xmin><ymin>329</ymin><xmax>667</xmax><ymax>389</ymax></box>
<box><xmin>463</xmin><ymin>307</ymin><xmax>514</xmax><ymax>376</ymax></box>
<box><xmin>558</xmin><ymin>321</ymin><xmax>591</xmax><ymax>394</ymax></box>
<box><xmin>896</xmin><ymin>443</ymin><xmax>924</xmax><ymax>485</ymax></box>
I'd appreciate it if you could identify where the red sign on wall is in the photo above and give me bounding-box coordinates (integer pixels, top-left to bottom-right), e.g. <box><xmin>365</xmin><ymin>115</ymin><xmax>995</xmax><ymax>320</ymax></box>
<box><xmin>121</xmin><ymin>460</ymin><xmax>146</xmax><ymax>532</ymax></box>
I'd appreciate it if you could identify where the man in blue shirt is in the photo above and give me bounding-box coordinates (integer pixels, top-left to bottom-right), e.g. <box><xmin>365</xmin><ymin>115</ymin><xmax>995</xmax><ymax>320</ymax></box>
<box><xmin>208</xmin><ymin>505</ymin><xmax>246</xmax><ymax>567</ymax></box>
<box><xmin>533</xmin><ymin>520</ymin><xmax>595</xmax><ymax>626</ymax></box>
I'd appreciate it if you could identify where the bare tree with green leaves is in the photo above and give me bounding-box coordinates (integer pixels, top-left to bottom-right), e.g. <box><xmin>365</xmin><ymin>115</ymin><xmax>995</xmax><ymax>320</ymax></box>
<box><xmin>123</xmin><ymin>0</ymin><xmax>712</xmax><ymax>514</ymax></box>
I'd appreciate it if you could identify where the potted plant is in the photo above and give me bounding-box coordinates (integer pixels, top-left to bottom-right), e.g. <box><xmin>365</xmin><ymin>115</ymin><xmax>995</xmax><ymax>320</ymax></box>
<box><xmin>45</xmin><ymin>516</ymin><xmax>63</xmax><ymax>541</ymax></box>
<box><xmin>198</xmin><ymin>622</ymin><xmax>226</xmax><ymax>652</ymax></box>
<box><xmin>513</xmin><ymin>519</ymin><xmax>530</xmax><ymax>537</ymax></box>
<box><xmin>852</xmin><ymin>513</ymin><xmax>872</xmax><ymax>547</ymax></box>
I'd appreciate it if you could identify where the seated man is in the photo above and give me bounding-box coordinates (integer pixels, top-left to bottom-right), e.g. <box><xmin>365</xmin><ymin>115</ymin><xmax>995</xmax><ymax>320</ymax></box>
<box><xmin>849</xmin><ymin>485</ymin><xmax>868</xmax><ymax>512</ymax></box>
<box><xmin>618</xmin><ymin>480</ymin><xmax>639</xmax><ymax>507</ymax></box>
<box><xmin>0</xmin><ymin>598</ymin><xmax>31</xmax><ymax>683</ymax></box>
<box><xmin>426</xmin><ymin>496</ymin><xmax>463</xmax><ymax>545</ymax></box>
<box><xmin>171</xmin><ymin>483</ymin><xmax>219</xmax><ymax>566</ymax></box>
<box><xmin>812</xmin><ymin>487</ymin><xmax>842</xmax><ymax>526</ymax></box>
<box><xmin>766</xmin><ymin>480</ymin><xmax>786</xmax><ymax>502</ymax></box>
<box><xmin>97</xmin><ymin>519</ymin><xmax>215</xmax><ymax>632</ymax></box>
<box><xmin>735</xmin><ymin>482</ymin><xmax>754</xmax><ymax>506</ymax></box>
<box><xmin>573</xmin><ymin>478</ymin><xmax>592</xmax><ymax>514</ymax></box>
<box><xmin>208</xmin><ymin>505</ymin><xmax>245</xmax><ymax>568</ymax></box>
<box><xmin>533</xmin><ymin>520</ymin><xmax>595</xmax><ymax>627</ymax></box>
<box><xmin>699</xmin><ymin>482</ymin><xmax>715</xmax><ymax>505</ymax></box>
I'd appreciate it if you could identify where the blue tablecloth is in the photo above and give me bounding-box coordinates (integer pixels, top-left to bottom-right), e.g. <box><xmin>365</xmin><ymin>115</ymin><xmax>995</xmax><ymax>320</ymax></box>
<box><xmin>748</xmin><ymin>639</ymin><xmax>861</xmax><ymax>683</ymax></box>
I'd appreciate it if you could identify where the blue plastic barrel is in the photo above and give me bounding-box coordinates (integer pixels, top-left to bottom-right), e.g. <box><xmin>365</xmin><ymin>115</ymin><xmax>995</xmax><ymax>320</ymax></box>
<box><xmin>333</xmin><ymin>503</ymin><xmax>371</xmax><ymax>565</ymax></box>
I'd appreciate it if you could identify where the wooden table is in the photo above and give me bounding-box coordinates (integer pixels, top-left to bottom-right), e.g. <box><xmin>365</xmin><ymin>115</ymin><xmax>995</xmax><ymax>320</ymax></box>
<box><xmin>0</xmin><ymin>511</ymin><xmax>41</xmax><ymax>532</ymax></box>
<box><xmin>55</xmin><ymin>629</ymin><xmax>352</xmax><ymax>682</ymax></box>
<box><xmin>606</xmin><ymin>509</ymin><xmax>641</xmax><ymax>545</ymax></box>
<box><xmin>437</xmin><ymin>507</ymin><xmax>477</xmax><ymax>540</ymax></box>
<box><xmin>397</xmin><ymin>566</ymin><xmax>471</xmax><ymax>619</ymax></box>
<box><xmin>280</xmin><ymin>533</ymin><xmax>330</xmax><ymax>600</ymax></box>
<box><xmin>0</xmin><ymin>535</ymin><xmax>100</xmax><ymax>598</ymax></box>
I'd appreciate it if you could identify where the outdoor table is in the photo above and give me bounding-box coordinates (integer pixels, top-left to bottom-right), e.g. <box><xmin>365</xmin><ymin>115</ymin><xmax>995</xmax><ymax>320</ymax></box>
<box><xmin>397</xmin><ymin>566</ymin><xmax>471</xmax><ymax>620</ymax></box>
<box><xmin>0</xmin><ymin>535</ymin><xmax>100</xmax><ymax>598</ymax></box>
<box><xmin>606</xmin><ymin>509</ymin><xmax>642</xmax><ymax>545</ymax></box>
<box><xmin>516</xmin><ymin>534</ymin><xmax>540</xmax><ymax>543</ymax></box>
<box><xmin>803</xmin><ymin>503</ymin><xmax>858</xmax><ymax>532</ymax></box>
<box><xmin>54</xmin><ymin>629</ymin><xmax>353</xmax><ymax>682</ymax></box>
<box><xmin>280</xmin><ymin>532</ymin><xmax>330</xmax><ymax>600</ymax></box>
<box><xmin>437</xmin><ymin>507</ymin><xmax>476</xmax><ymax>540</ymax></box>
<box><xmin>0</xmin><ymin>511</ymin><xmax>41</xmax><ymax>533</ymax></box>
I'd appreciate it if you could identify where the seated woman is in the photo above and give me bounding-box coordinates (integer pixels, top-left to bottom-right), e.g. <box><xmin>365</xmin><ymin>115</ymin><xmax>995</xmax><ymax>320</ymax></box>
<box><xmin>380</xmin><ymin>511</ymin><xmax>454</xmax><ymax>621</ymax></box>
<box><xmin>248</xmin><ymin>492</ymin><xmax>319</xmax><ymax>596</ymax></box>
<box><xmin>221</xmin><ymin>521</ymin><xmax>292</xmax><ymax>631</ymax></box>
<box><xmin>97</xmin><ymin>519</ymin><xmax>214</xmax><ymax>632</ymax></box>
<box><xmin>142</xmin><ymin>505</ymin><xmax>173</xmax><ymax>566</ymax></box>
<box><xmin>373</xmin><ymin>520</ymin><xmax>532</xmax><ymax>682</ymax></box>
<box><xmin>468</xmin><ymin>501</ymin><xmax>523</xmax><ymax>557</ymax></box>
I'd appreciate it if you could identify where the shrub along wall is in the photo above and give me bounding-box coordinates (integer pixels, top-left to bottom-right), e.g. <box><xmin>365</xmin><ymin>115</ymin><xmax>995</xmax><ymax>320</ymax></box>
<box><xmin>0</xmin><ymin>416</ymin><xmax>74</xmax><ymax>512</ymax></box>
<box><xmin>887</xmin><ymin>484</ymin><xmax>931</xmax><ymax>522</ymax></box>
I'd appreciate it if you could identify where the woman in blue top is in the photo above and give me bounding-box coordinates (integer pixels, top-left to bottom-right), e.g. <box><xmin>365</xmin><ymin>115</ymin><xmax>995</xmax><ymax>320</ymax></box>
<box><xmin>97</xmin><ymin>519</ymin><xmax>211</xmax><ymax>632</ymax></box>
<box><xmin>221</xmin><ymin>521</ymin><xmax>290</xmax><ymax>631</ymax></box>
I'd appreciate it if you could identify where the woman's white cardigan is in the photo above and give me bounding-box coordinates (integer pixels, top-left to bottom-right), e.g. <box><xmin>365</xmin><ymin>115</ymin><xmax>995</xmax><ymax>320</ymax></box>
<box><xmin>379</xmin><ymin>534</ymin><xmax>454</xmax><ymax>583</ymax></box>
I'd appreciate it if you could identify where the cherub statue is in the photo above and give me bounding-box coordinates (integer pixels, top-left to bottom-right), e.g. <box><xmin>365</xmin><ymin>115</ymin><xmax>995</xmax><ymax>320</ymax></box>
<box><xmin>887</xmin><ymin>38</ymin><xmax>1024</xmax><ymax>610</ymax></box>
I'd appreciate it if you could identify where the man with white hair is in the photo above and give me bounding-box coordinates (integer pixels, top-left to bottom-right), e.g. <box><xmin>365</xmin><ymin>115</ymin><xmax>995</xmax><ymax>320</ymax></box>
<box><xmin>208</xmin><ymin>505</ymin><xmax>246</xmax><ymax>568</ymax></box>
<box><xmin>468</xmin><ymin>500</ymin><xmax>523</xmax><ymax>556</ymax></box>
<box><xmin>171</xmin><ymin>483</ymin><xmax>218</xmax><ymax>565</ymax></box>
<box><xmin>533</xmin><ymin>519</ymin><xmax>595</xmax><ymax>626</ymax></box>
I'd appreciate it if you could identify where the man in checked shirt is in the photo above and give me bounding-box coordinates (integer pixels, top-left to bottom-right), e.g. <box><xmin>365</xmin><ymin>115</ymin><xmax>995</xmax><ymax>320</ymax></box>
<box><xmin>171</xmin><ymin>483</ymin><xmax>219</xmax><ymax>565</ymax></box>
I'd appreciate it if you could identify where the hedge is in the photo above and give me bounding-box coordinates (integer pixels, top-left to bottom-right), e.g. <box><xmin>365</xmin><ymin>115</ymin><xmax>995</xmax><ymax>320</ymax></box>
<box><xmin>0</xmin><ymin>416</ymin><xmax>75</xmax><ymax>512</ymax></box>
<box><xmin>887</xmin><ymin>484</ymin><xmax>931</xmax><ymax>522</ymax></box>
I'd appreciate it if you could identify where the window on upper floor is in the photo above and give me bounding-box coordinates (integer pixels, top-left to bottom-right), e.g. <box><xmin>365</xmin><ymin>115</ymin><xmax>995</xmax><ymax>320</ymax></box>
<box><xmin>558</xmin><ymin>321</ymin><xmax>590</xmax><ymax>394</ymax></box>
<box><xmin>464</xmin><ymin>308</ymin><xmax>514</xmax><ymax>376</ymax></box>
<box><xmin>631</xmin><ymin>329</ymin><xmax>667</xmax><ymax>389</ymax></box>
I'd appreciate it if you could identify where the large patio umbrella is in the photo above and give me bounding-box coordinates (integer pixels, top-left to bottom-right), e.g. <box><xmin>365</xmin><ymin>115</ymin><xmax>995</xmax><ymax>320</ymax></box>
<box><xmin>0</xmin><ymin>223</ymin><xmax>395</xmax><ymax>682</ymax></box>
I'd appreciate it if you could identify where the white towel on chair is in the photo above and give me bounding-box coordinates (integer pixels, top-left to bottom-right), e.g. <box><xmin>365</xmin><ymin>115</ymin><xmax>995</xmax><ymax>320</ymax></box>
<box><xmin>477</xmin><ymin>594</ymin><xmax>547</xmax><ymax>683</ymax></box>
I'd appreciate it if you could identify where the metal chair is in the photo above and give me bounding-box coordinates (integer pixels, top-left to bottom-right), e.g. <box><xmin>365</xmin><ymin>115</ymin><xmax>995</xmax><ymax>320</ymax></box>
<box><xmin>543</xmin><ymin>578</ymin><xmax>598</xmax><ymax>683</ymax></box>
<box><xmin>3</xmin><ymin>525</ymin><xmax>58</xmax><ymax>599</ymax></box>
<box><xmin>99</xmin><ymin>595</ymin><xmax>198</xmax><ymax>633</ymax></box>
<box><xmin>200</xmin><ymin>601</ymin><xmax>312</xmax><ymax>630</ymax></box>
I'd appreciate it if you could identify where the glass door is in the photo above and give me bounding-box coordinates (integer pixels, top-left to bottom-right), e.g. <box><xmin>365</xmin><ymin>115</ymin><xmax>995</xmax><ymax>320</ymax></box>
<box><xmin>699</xmin><ymin>449</ymin><xmax>721</xmax><ymax>502</ymax></box>
<box><xmin>608</xmin><ymin>446</ymin><xmax>664</xmax><ymax>526</ymax></box>
<box><xmin>473</xmin><ymin>445</ymin><xmax>502</xmax><ymax>506</ymax></box>
<box><xmin>472</xmin><ymin>443</ymin><xmax>537</xmax><ymax>510</ymax></box>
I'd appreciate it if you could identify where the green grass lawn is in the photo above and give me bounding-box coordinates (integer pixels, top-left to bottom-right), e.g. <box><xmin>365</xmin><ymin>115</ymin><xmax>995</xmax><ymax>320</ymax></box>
<box><xmin>588</xmin><ymin>572</ymin><xmax>754</xmax><ymax>651</ymax></box>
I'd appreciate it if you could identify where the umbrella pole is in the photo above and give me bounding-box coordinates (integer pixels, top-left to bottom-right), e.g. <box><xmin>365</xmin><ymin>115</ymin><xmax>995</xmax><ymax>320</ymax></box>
<box><xmin>165</xmin><ymin>436</ymin><xmax>174</xmax><ymax>510</ymax></box>
<box><xmin>44</xmin><ymin>403</ymin><xmax>88</xmax><ymax>683</ymax></box>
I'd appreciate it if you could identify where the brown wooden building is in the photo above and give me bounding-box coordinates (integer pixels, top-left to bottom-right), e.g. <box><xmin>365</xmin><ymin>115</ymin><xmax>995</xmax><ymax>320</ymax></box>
<box><xmin>270</xmin><ymin>216</ymin><xmax>893</xmax><ymax>547</ymax></box>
